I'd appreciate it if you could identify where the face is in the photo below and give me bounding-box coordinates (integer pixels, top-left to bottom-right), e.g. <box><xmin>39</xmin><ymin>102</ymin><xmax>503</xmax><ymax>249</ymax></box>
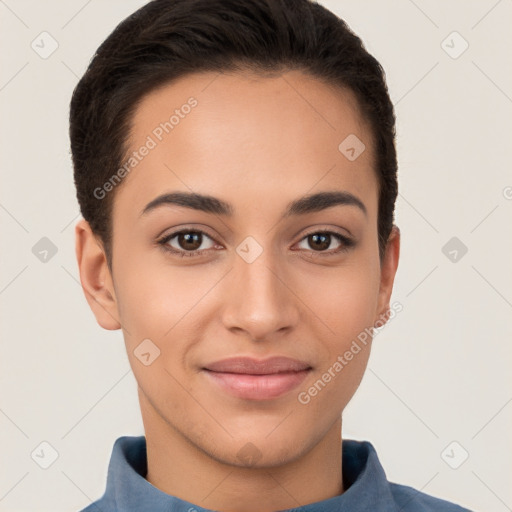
<box><xmin>78</xmin><ymin>69</ymin><xmax>399</xmax><ymax>468</ymax></box>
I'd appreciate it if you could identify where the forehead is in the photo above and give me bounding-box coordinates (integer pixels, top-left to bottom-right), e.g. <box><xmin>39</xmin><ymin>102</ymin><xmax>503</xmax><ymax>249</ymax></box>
<box><xmin>115</xmin><ymin>69</ymin><xmax>378</xmax><ymax>221</ymax></box>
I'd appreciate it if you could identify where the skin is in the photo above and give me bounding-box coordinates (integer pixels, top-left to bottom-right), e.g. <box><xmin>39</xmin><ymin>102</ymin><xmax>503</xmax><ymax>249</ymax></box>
<box><xmin>75</xmin><ymin>69</ymin><xmax>400</xmax><ymax>512</ymax></box>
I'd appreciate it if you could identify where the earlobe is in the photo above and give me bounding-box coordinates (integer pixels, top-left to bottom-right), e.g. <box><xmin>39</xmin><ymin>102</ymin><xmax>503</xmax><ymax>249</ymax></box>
<box><xmin>374</xmin><ymin>225</ymin><xmax>400</xmax><ymax>328</ymax></box>
<box><xmin>75</xmin><ymin>219</ymin><xmax>121</xmax><ymax>331</ymax></box>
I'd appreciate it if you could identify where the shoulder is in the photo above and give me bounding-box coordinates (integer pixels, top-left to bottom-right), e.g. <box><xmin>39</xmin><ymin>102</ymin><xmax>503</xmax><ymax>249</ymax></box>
<box><xmin>389</xmin><ymin>481</ymin><xmax>473</xmax><ymax>511</ymax></box>
<box><xmin>343</xmin><ymin>439</ymin><xmax>473</xmax><ymax>511</ymax></box>
<box><xmin>77</xmin><ymin>503</ymin><xmax>102</xmax><ymax>512</ymax></box>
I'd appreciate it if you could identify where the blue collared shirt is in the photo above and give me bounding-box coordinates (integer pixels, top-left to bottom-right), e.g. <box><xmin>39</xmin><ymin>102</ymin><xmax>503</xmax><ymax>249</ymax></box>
<box><xmin>80</xmin><ymin>436</ymin><xmax>473</xmax><ymax>511</ymax></box>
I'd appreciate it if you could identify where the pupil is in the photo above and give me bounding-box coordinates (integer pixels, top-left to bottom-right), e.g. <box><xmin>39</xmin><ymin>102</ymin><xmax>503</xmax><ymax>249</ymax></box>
<box><xmin>176</xmin><ymin>232</ymin><xmax>332</xmax><ymax>252</ymax></box>
<box><xmin>180</xmin><ymin>232</ymin><xmax>201</xmax><ymax>250</ymax></box>
<box><xmin>310</xmin><ymin>233</ymin><xmax>329</xmax><ymax>251</ymax></box>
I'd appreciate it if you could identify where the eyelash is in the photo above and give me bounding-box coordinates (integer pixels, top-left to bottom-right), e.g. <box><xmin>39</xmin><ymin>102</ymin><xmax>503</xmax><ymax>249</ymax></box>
<box><xmin>156</xmin><ymin>228</ymin><xmax>355</xmax><ymax>259</ymax></box>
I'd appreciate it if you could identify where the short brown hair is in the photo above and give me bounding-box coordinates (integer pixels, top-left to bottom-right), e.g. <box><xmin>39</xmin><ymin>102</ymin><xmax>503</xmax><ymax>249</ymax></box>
<box><xmin>69</xmin><ymin>0</ymin><xmax>398</xmax><ymax>269</ymax></box>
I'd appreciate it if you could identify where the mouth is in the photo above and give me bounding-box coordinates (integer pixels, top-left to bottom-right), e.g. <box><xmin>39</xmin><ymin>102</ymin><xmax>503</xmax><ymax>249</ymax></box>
<box><xmin>202</xmin><ymin>356</ymin><xmax>312</xmax><ymax>400</ymax></box>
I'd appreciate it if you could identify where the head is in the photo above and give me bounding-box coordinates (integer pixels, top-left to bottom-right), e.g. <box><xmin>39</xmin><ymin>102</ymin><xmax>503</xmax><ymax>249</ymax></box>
<box><xmin>72</xmin><ymin>0</ymin><xmax>400</xmax><ymax>468</ymax></box>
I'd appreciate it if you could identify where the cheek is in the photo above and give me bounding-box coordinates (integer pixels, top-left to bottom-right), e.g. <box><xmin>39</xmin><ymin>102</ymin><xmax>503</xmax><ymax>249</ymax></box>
<box><xmin>113</xmin><ymin>252</ymin><xmax>219</xmax><ymax>357</ymax></box>
<box><xmin>113</xmin><ymin>262</ymin><xmax>201</xmax><ymax>397</ymax></box>
<box><xmin>303</xmin><ymin>261</ymin><xmax>380</xmax><ymax>340</ymax></box>
<box><xmin>296</xmin><ymin>270</ymin><xmax>377</xmax><ymax>417</ymax></box>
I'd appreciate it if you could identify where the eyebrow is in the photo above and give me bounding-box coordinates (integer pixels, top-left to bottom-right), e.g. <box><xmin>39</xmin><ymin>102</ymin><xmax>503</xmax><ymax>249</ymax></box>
<box><xmin>140</xmin><ymin>190</ymin><xmax>367</xmax><ymax>218</ymax></box>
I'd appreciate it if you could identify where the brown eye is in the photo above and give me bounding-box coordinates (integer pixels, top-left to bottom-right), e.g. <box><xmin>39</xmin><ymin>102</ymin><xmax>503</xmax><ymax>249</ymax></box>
<box><xmin>296</xmin><ymin>231</ymin><xmax>354</xmax><ymax>254</ymax></box>
<box><xmin>176</xmin><ymin>232</ymin><xmax>203</xmax><ymax>251</ymax></box>
<box><xmin>158</xmin><ymin>229</ymin><xmax>217</xmax><ymax>257</ymax></box>
<box><xmin>307</xmin><ymin>233</ymin><xmax>331</xmax><ymax>251</ymax></box>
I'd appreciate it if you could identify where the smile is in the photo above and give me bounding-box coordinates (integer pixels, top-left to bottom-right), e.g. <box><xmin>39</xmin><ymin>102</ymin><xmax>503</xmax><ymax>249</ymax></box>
<box><xmin>202</xmin><ymin>368</ymin><xmax>311</xmax><ymax>400</ymax></box>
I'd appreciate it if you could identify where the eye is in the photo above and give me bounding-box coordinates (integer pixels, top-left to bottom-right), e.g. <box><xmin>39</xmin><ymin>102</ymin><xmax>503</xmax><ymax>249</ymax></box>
<box><xmin>157</xmin><ymin>228</ymin><xmax>355</xmax><ymax>259</ymax></box>
<box><xmin>157</xmin><ymin>229</ymin><xmax>218</xmax><ymax>258</ymax></box>
<box><xmin>295</xmin><ymin>230</ymin><xmax>354</xmax><ymax>255</ymax></box>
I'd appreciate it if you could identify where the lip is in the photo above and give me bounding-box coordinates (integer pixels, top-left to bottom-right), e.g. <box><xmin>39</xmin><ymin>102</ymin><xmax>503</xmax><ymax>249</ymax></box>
<box><xmin>202</xmin><ymin>356</ymin><xmax>312</xmax><ymax>400</ymax></box>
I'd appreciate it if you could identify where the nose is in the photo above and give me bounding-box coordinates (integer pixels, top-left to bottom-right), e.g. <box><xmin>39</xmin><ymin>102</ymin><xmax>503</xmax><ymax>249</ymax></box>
<box><xmin>220</xmin><ymin>244</ymin><xmax>300</xmax><ymax>341</ymax></box>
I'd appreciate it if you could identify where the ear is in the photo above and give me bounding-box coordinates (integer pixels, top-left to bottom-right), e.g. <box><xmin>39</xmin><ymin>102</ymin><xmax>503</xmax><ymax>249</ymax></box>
<box><xmin>374</xmin><ymin>225</ymin><xmax>400</xmax><ymax>327</ymax></box>
<box><xmin>75</xmin><ymin>219</ymin><xmax>121</xmax><ymax>330</ymax></box>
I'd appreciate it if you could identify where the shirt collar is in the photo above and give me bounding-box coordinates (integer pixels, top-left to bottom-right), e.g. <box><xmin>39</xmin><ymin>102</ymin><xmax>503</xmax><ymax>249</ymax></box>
<box><xmin>101</xmin><ymin>435</ymin><xmax>398</xmax><ymax>511</ymax></box>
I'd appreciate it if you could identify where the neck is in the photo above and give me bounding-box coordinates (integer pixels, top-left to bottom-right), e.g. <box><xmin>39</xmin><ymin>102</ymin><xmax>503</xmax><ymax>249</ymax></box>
<box><xmin>140</xmin><ymin>391</ymin><xmax>344</xmax><ymax>512</ymax></box>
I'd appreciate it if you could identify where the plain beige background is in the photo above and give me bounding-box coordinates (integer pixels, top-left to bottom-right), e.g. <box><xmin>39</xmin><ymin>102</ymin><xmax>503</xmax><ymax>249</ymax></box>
<box><xmin>1</xmin><ymin>1</ymin><xmax>511</xmax><ymax>511</ymax></box>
